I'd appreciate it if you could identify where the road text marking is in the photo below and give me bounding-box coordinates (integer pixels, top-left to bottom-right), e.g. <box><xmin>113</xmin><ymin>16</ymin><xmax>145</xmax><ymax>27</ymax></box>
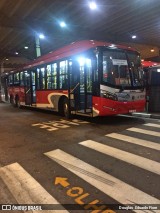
<box><xmin>45</xmin><ymin>149</ymin><xmax>160</xmax><ymax>213</ymax></box>
<box><xmin>54</xmin><ymin>177</ymin><xmax>114</xmax><ymax>213</ymax></box>
<box><xmin>32</xmin><ymin>119</ymin><xmax>89</xmax><ymax>131</ymax></box>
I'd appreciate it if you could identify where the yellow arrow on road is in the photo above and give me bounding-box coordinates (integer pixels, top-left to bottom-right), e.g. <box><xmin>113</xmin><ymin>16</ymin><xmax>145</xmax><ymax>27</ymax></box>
<box><xmin>55</xmin><ymin>177</ymin><xmax>70</xmax><ymax>187</ymax></box>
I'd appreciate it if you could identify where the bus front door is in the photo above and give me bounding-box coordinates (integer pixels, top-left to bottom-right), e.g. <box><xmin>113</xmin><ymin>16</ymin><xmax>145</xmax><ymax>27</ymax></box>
<box><xmin>24</xmin><ymin>71</ymin><xmax>36</xmax><ymax>105</ymax></box>
<box><xmin>70</xmin><ymin>58</ymin><xmax>93</xmax><ymax>114</ymax></box>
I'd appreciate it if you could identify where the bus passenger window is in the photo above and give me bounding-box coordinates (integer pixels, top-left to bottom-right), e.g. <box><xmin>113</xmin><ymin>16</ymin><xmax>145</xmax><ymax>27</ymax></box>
<box><xmin>37</xmin><ymin>68</ymin><xmax>40</xmax><ymax>89</ymax></box>
<box><xmin>86</xmin><ymin>58</ymin><xmax>92</xmax><ymax>92</ymax></box>
<box><xmin>51</xmin><ymin>63</ymin><xmax>57</xmax><ymax>89</ymax></box>
<box><xmin>59</xmin><ymin>60</ymin><xmax>68</xmax><ymax>89</ymax></box>
<box><xmin>20</xmin><ymin>72</ymin><xmax>24</xmax><ymax>86</ymax></box>
<box><xmin>36</xmin><ymin>67</ymin><xmax>46</xmax><ymax>89</ymax></box>
<box><xmin>46</xmin><ymin>63</ymin><xmax>57</xmax><ymax>89</ymax></box>
<box><xmin>40</xmin><ymin>67</ymin><xmax>46</xmax><ymax>89</ymax></box>
<box><xmin>47</xmin><ymin>64</ymin><xmax>52</xmax><ymax>89</ymax></box>
<box><xmin>31</xmin><ymin>71</ymin><xmax>36</xmax><ymax>85</ymax></box>
<box><xmin>8</xmin><ymin>74</ymin><xmax>13</xmax><ymax>85</ymax></box>
<box><xmin>14</xmin><ymin>73</ymin><xmax>20</xmax><ymax>85</ymax></box>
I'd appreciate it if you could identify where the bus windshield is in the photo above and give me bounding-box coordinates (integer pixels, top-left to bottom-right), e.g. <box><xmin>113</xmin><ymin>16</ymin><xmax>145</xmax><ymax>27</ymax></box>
<box><xmin>102</xmin><ymin>49</ymin><xmax>142</xmax><ymax>88</ymax></box>
<box><xmin>127</xmin><ymin>51</ymin><xmax>143</xmax><ymax>86</ymax></box>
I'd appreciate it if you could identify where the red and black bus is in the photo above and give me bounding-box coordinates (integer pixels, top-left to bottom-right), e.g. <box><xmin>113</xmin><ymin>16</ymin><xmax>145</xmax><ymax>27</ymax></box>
<box><xmin>2</xmin><ymin>40</ymin><xmax>146</xmax><ymax>117</ymax></box>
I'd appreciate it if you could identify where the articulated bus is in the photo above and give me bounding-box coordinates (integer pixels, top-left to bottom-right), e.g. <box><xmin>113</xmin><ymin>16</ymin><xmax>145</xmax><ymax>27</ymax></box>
<box><xmin>1</xmin><ymin>40</ymin><xmax>146</xmax><ymax>118</ymax></box>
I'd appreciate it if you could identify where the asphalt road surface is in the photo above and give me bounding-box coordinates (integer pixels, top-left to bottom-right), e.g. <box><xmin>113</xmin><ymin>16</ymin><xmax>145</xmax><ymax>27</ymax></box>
<box><xmin>0</xmin><ymin>103</ymin><xmax>160</xmax><ymax>213</ymax></box>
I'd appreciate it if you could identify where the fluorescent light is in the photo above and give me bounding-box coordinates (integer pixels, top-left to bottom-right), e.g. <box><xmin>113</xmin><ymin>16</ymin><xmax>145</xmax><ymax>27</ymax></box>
<box><xmin>89</xmin><ymin>2</ymin><xmax>97</xmax><ymax>10</ymax></box>
<box><xmin>60</xmin><ymin>21</ymin><xmax>66</xmax><ymax>28</ymax></box>
<box><xmin>132</xmin><ymin>35</ymin><xmax>137</xmax><ymax>39</ymax></box>
<box><xmin>39</xmin><ymin>34</ymin><xmax>45</xmax><ymax>39</ymax></box>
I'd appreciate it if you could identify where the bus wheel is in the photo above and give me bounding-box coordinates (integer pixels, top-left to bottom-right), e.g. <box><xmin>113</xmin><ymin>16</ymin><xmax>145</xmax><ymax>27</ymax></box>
<box><xmin>15</xmin><ymin>97</ymin><xmax>21</xmax><ymax>108</ymax></box>
<box><xmin>63</xmin><ymin>98</ymin><xmax>70</xmax><ymax>119</ymax></box>
<box><xmin>10</xmin><ymin>96</ymin><xmax>15</xmax><ymax>106</ymax></box>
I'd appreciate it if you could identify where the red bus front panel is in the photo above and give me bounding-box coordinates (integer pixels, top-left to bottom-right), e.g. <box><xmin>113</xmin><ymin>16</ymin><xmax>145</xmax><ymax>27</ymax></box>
<box><xmin>92</xmin><ymin>96</ymin><xmax>145</xmax><ymax>116</ymax></box>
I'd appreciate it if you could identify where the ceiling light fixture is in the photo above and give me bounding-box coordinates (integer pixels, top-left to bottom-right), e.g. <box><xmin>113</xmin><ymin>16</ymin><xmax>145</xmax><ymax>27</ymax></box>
<box><xmin>60</xmin><ymin>21</ymin><xmax>66</xmax><ymax>28</ymax></box>
<box><xmin>39</xmin><ymin>34</ymin><xmax>45</xmax><ymax>39</ymax></box>
<box><xmin>89</xmin><ymin>2</ymin><xmax>97</xmax><ymax>10</ymax></box>
<box><xmin>131</xmin><ymin>35</ymin><xmax>137</xmax><ymax>39</ymax></box>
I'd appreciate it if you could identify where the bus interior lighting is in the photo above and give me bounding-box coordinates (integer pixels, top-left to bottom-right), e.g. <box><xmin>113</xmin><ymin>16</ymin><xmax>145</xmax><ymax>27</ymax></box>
<box><xmin>77</xmin><ymin>57</ymin><xmax>85</xmax><ymax>66</ymax></box>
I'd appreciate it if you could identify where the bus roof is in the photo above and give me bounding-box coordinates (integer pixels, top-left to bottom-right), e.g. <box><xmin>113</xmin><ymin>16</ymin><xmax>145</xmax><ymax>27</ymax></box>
<box><xmin>6</xmin><ymin>40</ymin><xmax>138</xmax><ymax>74</ymax></box>
<box><xmin>24</xmin><ymin>40</ymin><xmax>137</xmax><ymax>69</ymax></box>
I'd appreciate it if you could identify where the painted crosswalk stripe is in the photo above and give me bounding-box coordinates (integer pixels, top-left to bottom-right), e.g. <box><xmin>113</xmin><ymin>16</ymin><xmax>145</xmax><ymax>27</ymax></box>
<box><xmin>127</xmin><ymin>127</ymin><xmax>160</xmax><ymax>137</ymax></box>
<box><xmin>106</xmin><ymin>133</ymin><xmax>160</xmax><ymax>151</ymax></box>
<box><xmin>0</xmin><ymin>162</ymin><xmax>69</xmax><ymax>213</ymax></box>
<box><xmin>80</xmin><ymin>140</ymin><xmax>160</xmax><ymax>175</ymax></box>
<box><xmin>144</xmin><ymin>123</ymin><xmax>160</xmax><ymax>128</ymax></box>
<box><xmin>45</xmin><ymin>149</ymin><xmax>160</xmax><ymax>213</ymax></box>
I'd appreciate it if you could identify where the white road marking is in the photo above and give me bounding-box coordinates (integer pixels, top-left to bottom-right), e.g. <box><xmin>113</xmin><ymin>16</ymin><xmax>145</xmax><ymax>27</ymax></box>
<box><xmin>127</xmin><ymin>127</ymin><xmax>160</xmax><ymax>137</ymax></box>
<box><xmin>0</xmin><ymin>162</ymin><xmax>69</xmax><ymax>213</ymax></box>
<box><xmin>144</xmin><ymin>123</ymin><xmax>160</xmax><ymax>128</ymax></box>
<box><xmin>45</xmin><ymin>149</ymin><xmax>160</xmax><ymax>213</ymax></box>
<box><xmin>80</xmin><ymin>140</ymin><xmax>160</xmax><ymax>175</ymax></box>
<box><xmin>106</xmin><ymin>133</ymin><xmax>160</xmax><ymax>151</ymax></box>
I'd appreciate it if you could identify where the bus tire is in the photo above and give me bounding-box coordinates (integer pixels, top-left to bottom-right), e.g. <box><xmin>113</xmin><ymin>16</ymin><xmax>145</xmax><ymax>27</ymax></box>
<box><xmin>10</xmin><ymin>95</ymin><xmax>15</xmax><ymax>106</ymax></box>
<box><xmin>63</xmin><ymin>98</ymin><xmax>71</xmax><ymax>119</ymax></box>
<box><xmin>15</xmin><ymin>96</ymin><xmax>21</xmax><ymax>108</ymax></box>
